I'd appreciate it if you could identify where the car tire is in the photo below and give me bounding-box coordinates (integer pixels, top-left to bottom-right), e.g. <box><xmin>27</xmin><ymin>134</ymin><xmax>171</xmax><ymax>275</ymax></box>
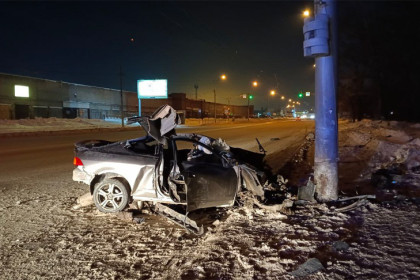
<box><xmin>93</xmin><ymin>178</ymin><xmax>130</xmax><ymax>213</ymax></box>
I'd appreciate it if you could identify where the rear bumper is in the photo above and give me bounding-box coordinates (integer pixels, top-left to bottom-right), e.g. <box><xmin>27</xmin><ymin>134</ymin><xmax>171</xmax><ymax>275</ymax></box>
<box><xmin>73</xmin><ymin>167</ymin><xmax>93</xmax><ymax>185</ymax></box>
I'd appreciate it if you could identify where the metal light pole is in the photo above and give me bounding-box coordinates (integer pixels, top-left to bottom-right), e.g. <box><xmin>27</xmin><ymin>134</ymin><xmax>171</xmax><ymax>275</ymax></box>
<box><xmin>303</xmin><ymin>0</ymin><xmax>338</xmax><ymax>201</ymax></box>
<box><xmin>247</xmin><ymin>94</ymin><xmax>250</xmax><ymax>121</ymax></box>
<box><xmin>194</xmin><ymin>83</ymin><xmax>198</xmax><ymax>100</ymax></box>
<box><xmin>269</xmin><ymin>90</ymin><xmax>275</xmax><ymax>115</ymax></box>
<box><xmin>213</xmin><ymin>74</ymin><xmax>227</xmax><ymax>123</ymax></box>
<box><xmin>119</xmin><ymin>66</ymin><xmax>124</xmax><ymax>127</ymax></box>
<box><xmin>213</xmin><ymin>88</ymin><xmax>216</xmax><ymax>123</ymax></box>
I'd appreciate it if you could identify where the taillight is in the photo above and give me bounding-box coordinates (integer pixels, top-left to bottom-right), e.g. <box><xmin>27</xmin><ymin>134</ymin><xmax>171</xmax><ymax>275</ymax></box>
<box><xmin>73</xmin><ymin>157</ymin><xmax>84</xmax><ymax>166</ymax></box>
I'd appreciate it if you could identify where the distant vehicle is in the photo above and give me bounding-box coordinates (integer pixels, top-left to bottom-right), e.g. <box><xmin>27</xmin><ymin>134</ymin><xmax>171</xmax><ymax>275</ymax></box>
<box><xmin>296</xmin><ymin>116</ymin><xmax>301</xmax><ymax>121</ymax></box>
<box><xmin>72</xmin><ymin>105</ymin><xmax>266</xmax><ymax>233</ymax></box>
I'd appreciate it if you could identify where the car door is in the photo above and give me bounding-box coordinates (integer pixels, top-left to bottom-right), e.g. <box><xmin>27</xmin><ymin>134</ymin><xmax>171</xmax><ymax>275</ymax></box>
<box><xmin>172</xmin><ymin>138</ymin><xmax>239</xmax><ymax>212</ymax></box>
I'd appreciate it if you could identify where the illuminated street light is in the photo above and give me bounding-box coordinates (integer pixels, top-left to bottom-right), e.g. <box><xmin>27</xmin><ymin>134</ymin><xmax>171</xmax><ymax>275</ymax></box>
<box><xmin>289</xmin><ymin>99</ymin><xmax>292</xmax><ymax>102</ymax></box>
<box><xmin>281</xmin><ymin>96</ymin><xmax>285</xmax><ymax>100</ymax></box>
<box><xmin>303</xmin><ymin>10</ymin><xmax>310</xmax><ymax>17</ymax></box>
<box><xmin>266</xmin><ymin>90</ymin><xmax>276</xmax><ymax>115</ymax></box>
<box><xmin>214</xmin><ymin>74</ymin><xmax>227</xmax><ymax>123</ymax></box>
<box><xmin>247</xmin><ymin>81</ymin><xmax>258</xmax><ymax>120</ymax></box>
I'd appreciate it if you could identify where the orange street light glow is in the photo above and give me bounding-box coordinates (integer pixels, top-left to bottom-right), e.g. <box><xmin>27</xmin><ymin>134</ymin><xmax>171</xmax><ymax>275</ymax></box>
<box><xmin>253</xmin><ymin>81</ymin><xmax>258</xmax><ymax>87</ymax></box>
<box><xmin>270</xmin><ymin>90</ymin><xmax>275</xmax><ymax>96</ymax></box>
<box><xmin>221</xmin><ymin>74</ymin><xmax>227</xmax><ymax>80</ymax></box>
<box><xmin>303</xmin><ymin>10</ymin><xmax>310</xmax><ymax>17</ymax></box>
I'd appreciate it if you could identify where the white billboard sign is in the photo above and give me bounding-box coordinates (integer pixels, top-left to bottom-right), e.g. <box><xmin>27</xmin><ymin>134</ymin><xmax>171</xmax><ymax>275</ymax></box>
<box><xmin>137</xmin><ymin>79</ymin><xmax>168</xmax><ymax>99</ymax></box>
<box><xmin>15</xmin><ymin>85</ymin><xmax>29</xmax><ymax>97</ymax></box>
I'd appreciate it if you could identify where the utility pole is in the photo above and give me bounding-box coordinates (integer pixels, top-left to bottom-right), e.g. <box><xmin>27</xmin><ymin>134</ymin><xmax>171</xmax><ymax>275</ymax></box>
<box><xmin>226</xmin><ymin>97</ymin><xmax>231</xmax><ymax>120</ymax></box>
<box><xmin>303</xmin><ymin>0</ymin><xmax>338</xmax><ymax>201</ymax></box>
<box><xmin>213</xmin><ymin>89</ymin><xmax>216</xmax><ymax>123</ymax></box>
<box><xmin>119</xmin><ymin>66</ymin><xmax>124</xmax><ymax>127</ymax></box>
<box><xmin>246</xmin><ymin>93</ymin><xmax>252</xmax><ymax>121</ymax></box>
<box><xmin>212</xmin><ymin>74</ymin><xmax>226</xmax><ymax>123</ymax></box>
<box><xmin>194</xmin><ymin>84</ymin><xmax>198</xmax><ymax>100</ymax></box>
<box><xmin>247</xmin><ymin>94</ymin><xmax>250</xmax><ymax>121</ymax></box>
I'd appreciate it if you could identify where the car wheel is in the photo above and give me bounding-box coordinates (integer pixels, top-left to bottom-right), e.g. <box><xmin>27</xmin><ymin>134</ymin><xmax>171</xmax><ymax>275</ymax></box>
<box><xmin>93</xmin><ymin>178</ymin><xmax>130</xmax><ymax>213</ymax></box>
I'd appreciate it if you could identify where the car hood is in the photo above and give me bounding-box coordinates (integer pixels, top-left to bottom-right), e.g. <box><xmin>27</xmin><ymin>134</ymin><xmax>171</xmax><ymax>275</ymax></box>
<box><xmin>128</xmin><ymin>104</ymin><xmax>181</xmax><ymax>144</ymax></box>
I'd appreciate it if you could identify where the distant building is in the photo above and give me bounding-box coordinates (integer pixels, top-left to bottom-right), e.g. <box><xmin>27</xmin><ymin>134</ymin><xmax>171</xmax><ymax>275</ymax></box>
<box><xmin>0</xmin><ymin>73</ymin><xmax>253</xmax><ymax>120</ymax></box>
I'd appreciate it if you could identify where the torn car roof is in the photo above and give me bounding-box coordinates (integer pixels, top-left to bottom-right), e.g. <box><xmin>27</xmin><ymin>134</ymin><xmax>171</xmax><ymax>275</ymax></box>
<box><xmin>127</xmin><ymin>105</ymin><xmax>181</xmax><ymax>144</ymax></box>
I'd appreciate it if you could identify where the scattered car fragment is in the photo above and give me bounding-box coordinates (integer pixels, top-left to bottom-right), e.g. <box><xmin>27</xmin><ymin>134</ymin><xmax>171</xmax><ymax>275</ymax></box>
<box><xmin>73</xmin><ymin>105</ymin><xmax>267</xmax><ymax>233</ymax></box>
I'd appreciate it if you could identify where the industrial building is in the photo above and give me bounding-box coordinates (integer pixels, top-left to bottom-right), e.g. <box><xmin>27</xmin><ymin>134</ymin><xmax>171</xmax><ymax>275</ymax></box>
<box><xmin>0</xmin><ymin>73</ymin><xmax>253</xmax><ymax>120</ymax></box>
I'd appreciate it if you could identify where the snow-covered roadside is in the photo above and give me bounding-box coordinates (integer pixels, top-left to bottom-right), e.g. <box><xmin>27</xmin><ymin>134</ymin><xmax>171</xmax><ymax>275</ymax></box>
<box><xmin>0</xmin><ymin>117</ymin><xmax>275</xmax><ymax>136</ymax></box>
<box><xmin>0</xmin><ymin>117</ymin><xmax>136</xmax><ymax>136</ymax></box>
<box><xmin>338</xmin><ymin>120</ymin><xmax>420</xmax><ymax>198</ymax></box>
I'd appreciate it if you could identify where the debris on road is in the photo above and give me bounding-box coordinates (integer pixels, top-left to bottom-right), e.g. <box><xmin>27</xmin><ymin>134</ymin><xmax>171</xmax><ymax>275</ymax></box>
<box><xmin>290</xmin><ymin>258</ymin><xmax>325</xmax><ymax>277</ymax></box>
<box><xmin>72</xmin><ymin>192</ymin><xmax>93</xmax><ymax>210</ymax></box>
<box><xmin>336</xmin><ymin>198</ymin><xmax>370</xmax><ymax>212</ymax></box>
<box><xmin>332</xmin><ymin>241</ymin><xmax>350</xmax><ymax>252</ymax></box>
<box><xmin>298</xmin><ymin>177</ymin><xmax>316</xmax><ymax>202</ymax></box>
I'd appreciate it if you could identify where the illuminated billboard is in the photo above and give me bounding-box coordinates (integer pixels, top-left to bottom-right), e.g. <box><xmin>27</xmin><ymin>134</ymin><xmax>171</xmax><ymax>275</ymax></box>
<box><xmin>15</xmin><ymin>85</ymin><xmax>29</xmax><ymax>97</ymax></box>
<box><xmin>137</xmin><ymin>79</ymin><xmax>167</xmax><ymax>99</ymax></box>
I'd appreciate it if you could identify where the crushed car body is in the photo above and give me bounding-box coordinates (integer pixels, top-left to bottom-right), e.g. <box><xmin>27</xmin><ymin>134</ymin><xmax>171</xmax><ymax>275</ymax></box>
<box><xmin>73</xmin><ymin>105</ymin><xmax>266</xmax><ymax>232</ymax></box>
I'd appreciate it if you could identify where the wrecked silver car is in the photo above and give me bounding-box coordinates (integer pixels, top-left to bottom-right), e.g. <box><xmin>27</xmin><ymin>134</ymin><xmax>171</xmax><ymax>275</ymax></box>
<box><xmin>73</xmin><ymin>105</ymin><xmax>266</xmax><ymax>233</ymax></box>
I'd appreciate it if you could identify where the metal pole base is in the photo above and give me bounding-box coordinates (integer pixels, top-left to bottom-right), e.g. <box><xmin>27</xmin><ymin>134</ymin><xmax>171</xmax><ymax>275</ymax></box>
<box><xmin>314</xmin><ymin>160</ymin><xmax>338</xmax><ymax>201</ymax></box>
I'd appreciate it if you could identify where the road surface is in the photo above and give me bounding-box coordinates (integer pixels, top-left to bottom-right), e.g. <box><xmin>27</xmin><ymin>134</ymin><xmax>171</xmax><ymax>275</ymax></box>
<box><xmin>0</xmin><ymin>119</ymin><xmax>314</xmax><ymax>178</ymax></box>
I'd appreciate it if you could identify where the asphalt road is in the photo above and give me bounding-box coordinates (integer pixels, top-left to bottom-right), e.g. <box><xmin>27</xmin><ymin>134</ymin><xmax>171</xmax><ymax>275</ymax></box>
<box><xmin>0</xmin><ymin>119</ymin><xmax>314</xmax><ymax>180</ymax></box>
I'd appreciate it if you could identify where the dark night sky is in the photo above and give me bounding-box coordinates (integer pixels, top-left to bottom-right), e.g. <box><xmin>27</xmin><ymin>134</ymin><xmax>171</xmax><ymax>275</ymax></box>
<box><xmin>0</xmin><ymin>1</ymin><xmax>315</xmax><ymax>110</ymax></box>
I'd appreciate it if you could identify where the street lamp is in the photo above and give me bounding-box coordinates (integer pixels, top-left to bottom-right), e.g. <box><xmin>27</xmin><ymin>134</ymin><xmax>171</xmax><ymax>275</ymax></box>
<box><xmin>247</xmin><ymin>81</ymin><xmax>258</xmax><ymax>121</ymax></box>
<box><xmin>214</xmin><ymin>74</ymin><xmax>227</xmax><ymax>123</ymax></box>
<box><xmin>266</xmin><ymin>90</ymin><xmax>276</xmax><ymax>115</ymax></box>
<box><xmin>119</xmin><ymin>66</ymin><xmax>124</xmax><ymax>127</ymax></box>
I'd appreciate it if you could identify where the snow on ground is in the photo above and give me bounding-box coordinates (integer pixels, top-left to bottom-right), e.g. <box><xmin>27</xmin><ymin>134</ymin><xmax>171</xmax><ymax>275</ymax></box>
<box><xmin>0</xmin><ymin>117</ymin><xmax>132</xmax><ymax>135</ymax></box>
<box><xmin>0</xmin><ymin>117</ymin><xmax>268</xmax><ymax>136</ymax></box>
<box><xmin>0</xmin><ymin>117</ymin><xmax>419</xmax><ymax>279</ymax></box>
